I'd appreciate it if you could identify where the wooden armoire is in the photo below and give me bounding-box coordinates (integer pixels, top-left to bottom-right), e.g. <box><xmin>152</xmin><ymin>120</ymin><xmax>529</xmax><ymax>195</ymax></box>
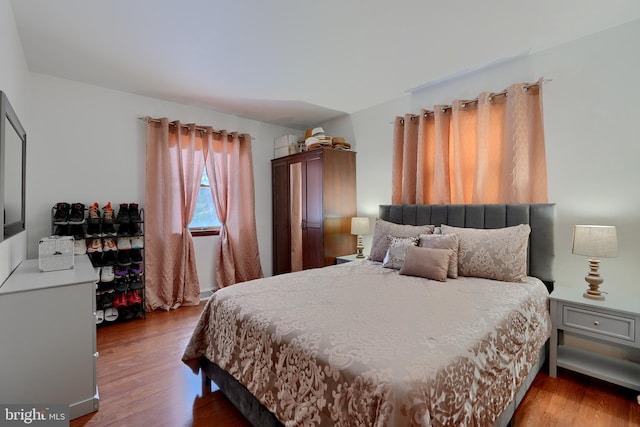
<box><xmin>272</xmin><ymin>148</ymin><xmax>356</xmax><ymax>275</ymax></box>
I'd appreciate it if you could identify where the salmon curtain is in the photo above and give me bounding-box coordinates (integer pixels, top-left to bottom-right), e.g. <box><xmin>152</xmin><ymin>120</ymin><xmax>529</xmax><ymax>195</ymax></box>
<box><xmin>145</xmin><ymin>118</ymin><xmax>203</xmax><ymax>310</ymax></box>
<box><xmin>203</xmin><ymin>129</ymin><xmax>264</xmax><ymax>288</ymax></box>
<box><xmin>392</xmin><ymin>79</ymin><xmax>548</xmax><ymax>204</ymax></box>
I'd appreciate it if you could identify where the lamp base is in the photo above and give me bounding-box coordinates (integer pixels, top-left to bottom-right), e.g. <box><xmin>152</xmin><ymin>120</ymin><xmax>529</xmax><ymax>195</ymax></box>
<box><xmin>355</xmin><ymin>235</ymin><xmax>365</xmax><ymax>258</ymax></box>
<box><xmin>582</xmin><ymin>258</ymin><xmax>605</xmax><ymax>301</ymax></box>
<box><xmin>583</xmin><ymin>290</ymin><xmax>605</xmax><ymax>301</ymax></box>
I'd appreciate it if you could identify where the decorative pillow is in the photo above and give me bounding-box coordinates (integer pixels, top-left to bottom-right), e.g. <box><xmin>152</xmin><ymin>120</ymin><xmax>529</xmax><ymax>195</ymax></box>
<box><xmin>369</xmin><ymin>218</ymin><xmax>435</xmax><ymax>262</ymax></box>
<box><xmin>399</xmin><ymin>246</ymin><xmax>452</xmax><ymax>282</ymax></box>
<box><xmin>382</xmin><ymin>236</ymin><xmax>419</xmax><ymax>270</ymax></box>
<box><xmin>419</xmin><ymin>233</ymin><xmax>460</xmax><ymax>278</ymax></box>
<box><xmin>440</xmin><ymin>224</ymin><xmax>531</xmax><ymax>282</ymax></box>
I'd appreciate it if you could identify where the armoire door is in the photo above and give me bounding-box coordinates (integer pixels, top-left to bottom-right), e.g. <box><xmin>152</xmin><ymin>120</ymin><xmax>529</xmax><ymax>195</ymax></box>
<box><xmin>272</xmin><ymin>159</ymin><xmax>290</xmax><ymax>275</ymax></box>
<box><xmin>302</xmin><ymin>155</ymin><xmax>324</xmax><ymax>269</ymax></box>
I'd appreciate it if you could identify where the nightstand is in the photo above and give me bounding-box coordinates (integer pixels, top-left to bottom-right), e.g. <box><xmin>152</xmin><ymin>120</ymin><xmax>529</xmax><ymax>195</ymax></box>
<box><xmin>336</xmin><ymin>254</ymin><xmax>362</xmax><ymax>264</ymax></box>
<box><xmin>549</xmin><ymin>286</ymin><xmax>640</xmax><ymax>391</ymax></box>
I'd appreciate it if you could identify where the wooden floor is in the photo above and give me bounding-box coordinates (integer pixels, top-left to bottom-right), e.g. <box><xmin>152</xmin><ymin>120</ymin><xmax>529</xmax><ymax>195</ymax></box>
<box><xmin>71</xmin><ymin>302</ymin><xmax>640</xmax><ymax>427</ymax></box>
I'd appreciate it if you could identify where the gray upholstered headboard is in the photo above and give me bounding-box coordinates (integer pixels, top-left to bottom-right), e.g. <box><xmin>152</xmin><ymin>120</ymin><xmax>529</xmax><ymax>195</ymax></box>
<box><xmin>379</xmin><ymin>204</ymin><xmax>555</xmax><ymax>291</ymax></box>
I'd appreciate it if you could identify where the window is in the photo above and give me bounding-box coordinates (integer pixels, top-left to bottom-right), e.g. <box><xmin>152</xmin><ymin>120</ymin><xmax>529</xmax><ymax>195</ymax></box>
<box><xmin>189</xmin><ymin>169</ymin><xmax>221</xmax><ymax>235</ymax></box>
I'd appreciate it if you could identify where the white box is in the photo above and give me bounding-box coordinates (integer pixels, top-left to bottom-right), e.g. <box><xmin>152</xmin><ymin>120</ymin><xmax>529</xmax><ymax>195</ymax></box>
<box><xmin>39</xmin><ymin>236</ymin><xmax>74</xmax><ymax>272</ymax></box>
<box><xmin>274</xmin><ymin>146</ymin><xmax>290</xmax><ymax>159</ymax></box>
<box><xmin>274</xmin><ymin>134</ymin><xmax>298</xmax><ymax>149</ymax></box>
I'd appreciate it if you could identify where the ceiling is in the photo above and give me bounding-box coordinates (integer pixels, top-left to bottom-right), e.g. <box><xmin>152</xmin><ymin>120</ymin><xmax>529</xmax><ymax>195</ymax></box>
<box><xmin>10</xmin><ymin>0</ymin><xmax>640</xmax><ymax>129</ymax></box>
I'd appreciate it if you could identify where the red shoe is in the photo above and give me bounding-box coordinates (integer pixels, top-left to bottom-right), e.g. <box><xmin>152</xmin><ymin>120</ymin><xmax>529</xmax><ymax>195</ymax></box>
<box><xmin>128</xmin><ymin>290</ymin><xmax>142</xmax><ymax>305</ymax></box>
<box><xmin>113</xmin><ymin>292</ymin><xmax>127</xmax><ymax>308</ymax></box>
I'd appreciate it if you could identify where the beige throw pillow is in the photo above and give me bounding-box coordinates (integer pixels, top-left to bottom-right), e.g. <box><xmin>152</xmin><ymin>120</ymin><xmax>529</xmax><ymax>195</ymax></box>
<box><xmin>419</xmin><ymin>234</ymin><xmax>460</xmax><ymax>278</ymax></box>
<box><xmin>369</xmin><ymin>218</ymin><xmax>435</xmax><ymax>262</ymax></box>
<box><xmin>399</xmin><ymin>246</ymin><xmax>452</xmax><ymax>282</ymax></box>
<box><xmin>440</xmin><ymin>224</ymin><xmax>531</xmax><ymax>283</ymax></box>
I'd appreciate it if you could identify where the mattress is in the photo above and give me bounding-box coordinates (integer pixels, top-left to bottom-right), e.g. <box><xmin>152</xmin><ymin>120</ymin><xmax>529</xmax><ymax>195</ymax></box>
<box><xmin>182</xmin><ymin>260</ymin><xmax>551</xmax><ymax>427</ymax></box>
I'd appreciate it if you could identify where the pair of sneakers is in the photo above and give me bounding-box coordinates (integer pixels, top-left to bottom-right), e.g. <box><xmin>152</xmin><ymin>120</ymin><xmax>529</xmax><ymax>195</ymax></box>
<box><xmin>117</xmin><ymin>236</ymin><xmax>144</xmax><ymax>250</ymax></box>
<box><xmin>114</xmin><ymin>263</ymin><xmax>144</xmax><ymax>278</ymax></box>
<box><xmin>116</xmin><ymin>203</ymin><xmax>142</xmax><ymax>224</ymax></box>
<box><xmin>87</xmin><ymin>238</ymin><xmax>117</xmax><ymax>253</ymax></box>
<box><xmin>96</xmin><ymin>307</ymin><xmax>118</xmax><ymax>324</ymax></box>
<box><xmin>53</xmin><ymin>202</ymin><xmax>86</xmax><ymax>224</ymax></box>
<box><xmin>87</xmin><ymin>222</ymin><xmax>116</xmax><ymax>237</ymax></box>
<box><xmin>87</xmin><ymin>202</ymin><xmax>116</xmax><ymax>224</ymax></box>
<box><xmin>113</xmin><ymin>290</ymin><xmax>141</xmax><ymax>307</ymax></box>
<box><xmin>89</xmin><ymin>250</ymin><xmax>117</xmax><ymax>267</ymax></box>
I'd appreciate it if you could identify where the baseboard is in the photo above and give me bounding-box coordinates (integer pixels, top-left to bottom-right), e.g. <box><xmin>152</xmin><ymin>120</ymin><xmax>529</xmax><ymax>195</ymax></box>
<box><xmin>200</xmin><ymin>290</ymin><xmax>214</xmax><ymax>301</ymax></box>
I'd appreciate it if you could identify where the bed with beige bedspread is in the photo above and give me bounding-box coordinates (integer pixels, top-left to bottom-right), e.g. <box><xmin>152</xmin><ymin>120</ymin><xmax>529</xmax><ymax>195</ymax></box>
<box><xmin>183</xmin><ymin>260</ymin><xmax>550</xmax><ymax>426</ymax></box>
<box><xmin>183</xmin><ymin>203</ymin><xmax>555</xmax><ymax>426</ymax></box>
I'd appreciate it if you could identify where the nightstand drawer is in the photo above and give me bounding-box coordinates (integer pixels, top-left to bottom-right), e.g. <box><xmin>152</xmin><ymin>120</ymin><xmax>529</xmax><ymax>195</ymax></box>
<box><xmin>562</xmin><ymin>305</ymin><xmax>635</xmax><ymax>342</ymax></box>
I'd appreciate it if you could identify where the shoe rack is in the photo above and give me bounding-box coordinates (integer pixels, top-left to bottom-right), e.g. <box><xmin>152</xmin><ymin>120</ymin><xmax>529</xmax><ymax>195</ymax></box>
<box><xmin>51</xmin><ymin>202</ymin><xmax>146</xmax><ymax>325</ymax></box>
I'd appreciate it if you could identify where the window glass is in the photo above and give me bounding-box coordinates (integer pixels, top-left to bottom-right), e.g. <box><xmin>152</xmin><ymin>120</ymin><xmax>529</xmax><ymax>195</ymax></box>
<box><xmin>189</xmin><ymin>170</ymin><xmax>221</xmax><ymax>229</ymax></box>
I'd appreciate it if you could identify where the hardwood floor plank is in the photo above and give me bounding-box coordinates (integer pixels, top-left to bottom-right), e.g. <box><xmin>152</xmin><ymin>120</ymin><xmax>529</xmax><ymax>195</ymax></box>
<box><xmin>71</xmin><ymin>302</ymin><xmax>640</xmax><ymax>427</ymax></box>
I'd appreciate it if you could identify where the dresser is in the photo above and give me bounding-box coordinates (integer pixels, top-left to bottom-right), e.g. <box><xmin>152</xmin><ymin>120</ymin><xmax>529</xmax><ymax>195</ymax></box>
<box><xmin>272</xmin><ymin>148</ymin><xmax>356</xmax><ymax>275</ymax></box>
<box><xmin>549</xmin><ymin>286</ymin><xmax>640</xmax><ymax>391</ymax></box>
<box><xmin>0</xmin><ymin>255</ymin><xmax>99</xmax><ymax>419</ymax></box>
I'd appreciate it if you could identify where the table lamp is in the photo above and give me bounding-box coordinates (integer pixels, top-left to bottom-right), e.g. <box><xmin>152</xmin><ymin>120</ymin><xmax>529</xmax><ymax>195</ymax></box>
<box><xmin>572</xmin><ymin>225</ymin><xmax>618</xmax><ymax>300</ymax></box>
<box><xmin>351</xmin><ymin>217</ymin><xmax>370</xmax><ymax>258</ymax></box>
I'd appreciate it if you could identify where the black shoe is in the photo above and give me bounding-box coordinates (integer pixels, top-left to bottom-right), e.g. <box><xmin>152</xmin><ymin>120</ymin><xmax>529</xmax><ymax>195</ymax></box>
<box><xmin>130</xmin><ymin>249</ymin><xmax>143</xmax><ymax>263</ymax></box>
<box><xmin>117</xmin><ymin>250</ymin><xmax>131</xmax><ymax>266</ymax></box>
<box><xmin>53</xmin><ymin>202</ymin><xmax>70</xmax><ymax>224</ymax></box>
<box><xmin>100</xmin><ymin>289</ymin><xmax>115</xmax><ymax>308</ymax></box>
<box><xmin>129</xmin><ymin>203</ymin><xmax>142</xmax><ymax>223</ymax></box>
<box><xmin>102</xmin><ymin>222</ymin><xmax>117</xmax><ymax>236</ymax></box>
<box><xmin>53</xmin><ymin>225</ymin><xmax>69</xmax><ymax>236</ymax></box>
<box><xmin>68</xmin><ymin>203</ymin><xmax>86</xmax><ymax>224</ymax></box>
<box><xmin>88</xmin><ymin>251</ymin><xmax>103</xmax><ymax>267</ymax></box>
<box><xmin>86</xmin><ymin>222</ymin><xmax>101</xmax><ymax>237</ymax></box>
<box><xmin>116</xmin><ymin>203</ymin><xmax>130</xmax><ymax>224</ymax></box>
<box><xmin>113</xmin><ymin>276</ymin><xmax>129</xmax><ymax>292</ymax></box>
<box><xmin>70</xmin><ymin>225</ymin><xmax>85</xmax><ymax>239</ymax></box>
<box><xmin>97</xmin><ymin>282</ymin><xmax>114</xmax><ymax>293</ymax></box>
<box><xmin>130</xmin><ymin>262</ymin><xmax>144</xmax><ymax>276</ymax></box>
<box><xmin>102</xmin><ymin>251</ymin><xmax>118</xmax><ymax>266</ymax></box>
<box><xmin>129</xmin><ymin>275</ymin><xmax>144</xmax><ymax>290</ymax></box>
<box><xmin>118</xmin><ymin>223</ymin><xmax>132</xmax><ymax>237</ymax></box>
<box><xmin>129</xmin><ymin>223</ymin><xmax>143</xmax><ymax>236</ymax></box>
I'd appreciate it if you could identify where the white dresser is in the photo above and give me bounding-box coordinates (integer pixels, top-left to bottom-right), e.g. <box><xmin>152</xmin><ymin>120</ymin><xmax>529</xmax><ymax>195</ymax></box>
<box><xmin>0</xmin><ymin>255</ymin><xmax>99</xmax><ymax>419</ymax></box>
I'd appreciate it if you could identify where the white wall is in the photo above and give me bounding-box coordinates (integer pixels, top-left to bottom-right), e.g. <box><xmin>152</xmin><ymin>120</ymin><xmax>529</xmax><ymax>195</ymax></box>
<box><xmin>0</xmin><ymin>0</ymin><xmax>29</xmax><ymax>283</ymax></box>
<box><xmin>3</xmin><ymin>0</ymin><xmax>295</xmax><ymax>292</ymax></box>
<box><xmin>6</xmin><ymin>3</ymin><xmax>640</xmax><ymax>298</ymax></box>
<box><xmin>322</xmin><ymin>19</ymin><xmax>640</xmax><ymax>297</ymax></box>
<box><xmin>24</xmin><ymin>73</ymin><xmax>297</xmax><ymax>291</ymax></box>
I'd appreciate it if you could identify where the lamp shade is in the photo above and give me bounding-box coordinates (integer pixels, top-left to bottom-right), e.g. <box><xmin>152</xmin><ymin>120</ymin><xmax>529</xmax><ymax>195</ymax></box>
<box><xmin>351</xmin><ymin>217</ymin><xmax>370</xmax><ymax>235</ymax></box>
<box><xmin>572</xmin><ymin>225</ymin><xmax>618</xmax><ymax>258</ymax></box>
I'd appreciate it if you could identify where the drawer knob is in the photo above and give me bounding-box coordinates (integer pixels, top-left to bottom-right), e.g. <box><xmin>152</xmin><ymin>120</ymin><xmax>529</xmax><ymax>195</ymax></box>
<box><xmin>593</xmin><ymin>321</ymin><xmax>599</xmax><ymax>326</ymax></box>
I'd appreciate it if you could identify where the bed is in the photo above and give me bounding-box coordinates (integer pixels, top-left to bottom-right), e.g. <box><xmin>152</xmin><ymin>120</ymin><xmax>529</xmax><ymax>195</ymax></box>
<box><xmin>183</xmin><ymin>203</ymin><xmax>555</xmax><ymax>427</ymax></box>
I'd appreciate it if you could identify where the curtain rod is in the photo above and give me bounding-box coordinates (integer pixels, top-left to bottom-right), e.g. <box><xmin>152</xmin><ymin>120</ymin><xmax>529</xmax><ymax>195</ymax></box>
<box><xmin>139</xmin><ymin>116</ymin><xmax>254</xmax><ymax>139</ymax></box>
<box><xmin>400</xmin><ymin>78</ymin><xmax>551</xmax><ymax>121</ymax></box>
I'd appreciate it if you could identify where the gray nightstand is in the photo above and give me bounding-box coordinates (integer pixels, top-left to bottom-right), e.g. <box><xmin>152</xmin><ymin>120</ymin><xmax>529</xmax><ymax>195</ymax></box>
<box><xmin>336</xmin><ymin>254</ymin><xmax>363</xmax><ymax>264</ymax></box>
<box><xmin>549</xmin><ymin>286</ymin><xmax>640</xmax><ymax>391</ymax></box>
